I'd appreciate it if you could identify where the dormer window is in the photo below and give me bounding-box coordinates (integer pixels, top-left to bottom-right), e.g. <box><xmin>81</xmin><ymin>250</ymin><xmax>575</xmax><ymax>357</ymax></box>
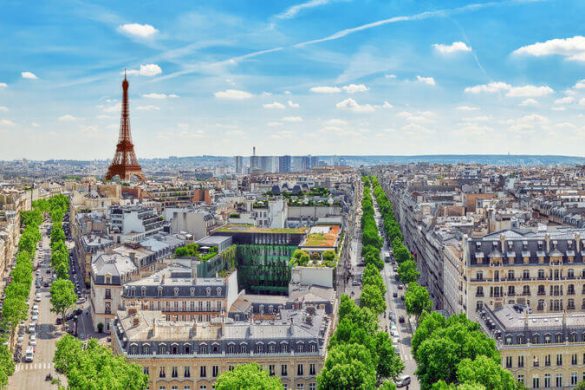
<box><xmin>157</xmin><ymin>286</ymin><xmax>163</xmax><ymax>297</ymax></box>
<box><xmin>190</xmin><ymin>287</ymin><xmax>195</xmax><ymax>297</ymax></box>
<box><xmin>174</xmin><ymin>287</ymin><xmax>179</xmax><ymax>297</ymax></box>
<box><xmin>105</xmin><ymin>273</ymin><xmax>112</xmax><ymax>284</ymax></box>
<box><xmin>141</xmin><ymin>286</ymin><xmax>146</xmax><ymax>297</ymax></box>
<box><xmin>216</xmin><ymin>287</ymin><xmax>222</xmax><ymax>296</ymax></box>
<box><xmin>206</xmin><ymin>287</ymin><xmax>211</xmax><ymax>296</ymax></box>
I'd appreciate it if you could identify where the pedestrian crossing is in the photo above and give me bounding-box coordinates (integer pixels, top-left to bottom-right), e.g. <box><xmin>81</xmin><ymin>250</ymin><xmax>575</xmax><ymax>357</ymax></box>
<box><xmin>15</xmin><ymin>362</ymin><xmax>53</xmax><ymax>372</ymax></box>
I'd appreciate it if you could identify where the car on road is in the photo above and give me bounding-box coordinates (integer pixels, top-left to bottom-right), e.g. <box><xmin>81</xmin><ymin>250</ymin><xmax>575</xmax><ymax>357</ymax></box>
<box><xmin>29</xmin><ymin>334</ymin><xmax>37</xmax><ymax>346</ymax></box>
<box><xmin>17</xmin><ymin>335</ymin><xmax>24</xmax><ymax>344</ymax></box>
<box><xmin>28</xmin><ymin>323</ymin><xmax>36</xmax><ymax>333</ymax></box>
<box><xmin>399</xmin><ymin>316</ymin><xmax>405</xmax><ymax>324</ymax></box>
<box><xmin>77</xmin><ymin>297</ymin><xmax>86</xmax><ymax>304</ymax></box>
<box><xmin>35</xmin><ymin>293</ymin><xmax>41</xmax><ymax>302</ymax></box>
<box><xmin>395</xmin><ymin>375</ymin><xmax>411</xmax><ymax>388</ymax></box>
<box><xmin>24</xmin><ymin>346</ymin><xmax>34</xmax><ymax>363</ymax></box>
<box><xmin>43</xmin><ymin>281</ymin><xmax>49</xmax><ymax>288</ymax></box>
<box><xmin>400</xmin><ymin>295</ymin><xmax>405</xmax><ymax>301</ymax></box>
<box><xmin>392</xmin><ymin>292</ymin><xmax>398</xmax><ymax>298</ymax></box>
<box><xmin>397</xmin><ymin>284</ymin><xmax>404</xmax><ymax>290</ymax></box>
<box><xmin>46</xmin><ymin>269</ymin><xmax>51</xmax><ymax>274</ymax></box>
<box><xmin>31</xmin><ymin>313</ymin><xmax>38</xmax><ymax>321</ymax></box>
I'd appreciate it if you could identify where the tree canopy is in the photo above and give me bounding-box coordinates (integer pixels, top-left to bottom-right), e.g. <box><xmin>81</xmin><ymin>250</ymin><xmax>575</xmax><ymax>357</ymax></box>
<box><xmin>405</xmin><ymin>282</ymin><xmax>433</xmax><ymax>320</ymax></box>
<box><xmin>54</xmin><ymin>335</ymin><xmax>148</xmax><ymax>390</ymax></box>
<box><xmin>50</xmin><ymin>278</ymin><xmax>77</xmax><ymax>322</ymax></box>
<box><xmin>214</xmin><ymin>363</ymin><xmax>283</xmax><ymax>390</ymax></box>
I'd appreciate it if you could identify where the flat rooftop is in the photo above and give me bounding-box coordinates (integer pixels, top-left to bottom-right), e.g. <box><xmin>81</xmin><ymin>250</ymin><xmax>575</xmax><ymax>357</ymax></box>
<box><xmin>214</xmin><ymin>224</ymin><xmax>307</xmax><ymax>234</ymax></box>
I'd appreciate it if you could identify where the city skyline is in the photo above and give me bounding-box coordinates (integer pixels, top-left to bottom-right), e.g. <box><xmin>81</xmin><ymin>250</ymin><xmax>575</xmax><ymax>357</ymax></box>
<box><xmin>1</xmin><ymin>0</ymin><xmax>585</xmax><ymax>159</ymax></box>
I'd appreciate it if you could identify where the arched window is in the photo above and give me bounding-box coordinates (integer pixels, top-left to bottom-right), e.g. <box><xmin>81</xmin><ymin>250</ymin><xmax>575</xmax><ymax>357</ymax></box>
<box><xmin>174</xmin><ymin>287</ymin><xmax>179</xmax><ymax>297</ymax></box>
<box><xmin>531</xmin><ymin>334</ymin><xmax>539</xmax><ymax>344</ymax></box>
<box><xmin>240</xmin><ymin>344</ymin><xmax>248</xmax><ymax>353</ymax></box>
<box><xmin>184</xmin><ymin>344</ymin><xmax>191</xmax><ymax>354</ymax></box>
<box><xmin>171</xmin><ymin>344</ymin><xmax>179</xmax><ymax>354</ymax></box>
<box><xmin>544</xmin><ymin>334</ymin><xmax>552</xmax><ymax>344</ymax></box>
<box><xmin>199</xmin><ymin>344</ymin><xmax>208</xmax><ymax>354</ymax></box>
<box><xmin>141</xmin><ymin>286</ymin><xmax>146</xmax><ymax>297</ymax></box>
<box><xmin>130</xmin><ymin>344</ymin><xmax>138</xmax><ymax>354</ymax></box>
<box><xmin>227</xmin><ymin>344</ymin><xmax>235</xmax><ymax>354</ymax></box>
<box><xmin>268</xmin><ymin>343</ymin><xmax>276</xmax><ymax>353</ymax></box>
<box><xmin>297</xmin><ymin>343</ymin><xmax>304</xmax><ymax>353</ymax></box>
<box><xmin>190</xmin><ymin>287</ymin><xmax>195</xmax><ymax>297</ymax></box>
<box><xmin>555</xmin><ymin>333</ymin><xmax>563</xmax><ymax>343</ymax></box>
<box><xmin>216</xmin><ymin>287</ymin><xmax>222</xmax><ymax>296</ymax></box>
<box><xmin>206</xmin><ymin>287</ymin><xmax>211</xmax><ymax>296</ymax></box>
<box><xmin>157</xmin><ymin>286</ymin><xmax>163</xmax><ymax>297</ymax></box>
<box><xmin>281</xmin><ymin>343</ymin><xmax>289</xmax><ymax>353</ymax></box>
<box><xmin>255</xmin><ymin>343</ymin><xmax>264</xmax><ymax>354</ymax></box>
<box><xmin>142</xmin><ymin>344</ymin><xmax>150</xmax><ymax>354</ymax></box>
<box><xmin>569</xmin><ymin>333</ymin><xmax>577</xmax><ymax>342</ymax></box>
<box><xmin>309</xmin><ymin>343</ymin><xmax>317</xmax><ymax>352</ymax></box>
<box><xmin>158</xmin><ymin>344</ymin><xmax>167</xmax><ymax>354</ymax></box>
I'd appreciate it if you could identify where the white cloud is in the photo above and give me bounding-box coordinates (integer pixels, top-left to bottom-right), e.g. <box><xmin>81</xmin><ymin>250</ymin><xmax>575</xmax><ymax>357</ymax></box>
<box><xmin>507</xmin><ymin>114</ymin><xmax>549</xmax><ymax>133</ymax></box>
<box><xmin>270</xmin><ymin>130</ymin><xmax>294</xmax><ymax>139</ymax></box>
<box><xmin>554</xmin><ymin>96</ymin><xmax>574</xmax><ymax>105</ymax></box>
<box><xmin>513</xmin><ymin>36</ymin><xmax>585</xmax><ymax>62</ymax></box>
<box><xmin>261</xmin><ymin>91</ymin><xmax>272</xmax><ymax>97</ymax></box>
<box><xmin>310</xmin><ymin>86</ymin><xmax>341</xmax><ymax>94</ymax></box>
<box><xmin>464</xmin><ymin>82</ymin><xmax>511</xmax><ymax>94</ymax></box>
<box><xmin>342</xmin><ymin>84</ymin><xmax>368</xmax><ymax>93</ymax></box>
<box><xmin>282</xmin><ymin>116</ymin><xmax>303</xmax><ymax>122</ymax></box>
<box><xmin>464</xmin><ymin>81</ymin><xmax>552</xmax><ymax>97</ymax></box>
<box><xmin>382</xmin><ymin>101</ymin><xmax>393</xmax><ymax>109</ymax></box>
<box><xmin>456</xmin><ymin>105</ymin><xmax>479</xmax><ymax>111</ymax></box>
<box><xmin>416</xmin><ymin>76</ymin><xmax>436</xmax><ymax>86</ymax></box>
<box><xmin>118</xmin><ymin>23</ymin><xmax>158</xmax><ymax>39</ymax></box>
<box><xmin>433</xmin><ymin>41</ymin><xmax>472</xmax><ymax>54</ymax></box>
<box><xmin>336</xmin><ymin>98</ymin><xmax>375</xmax><ymax>113</ymax></box>
<box><xmin>0</xmin><ymin>119</ymin><xmax>15</xmax><ymax>127</ymax></box>
<box><xmin>142</xmin><ymin>93</ymin><xmax>178</xmax><ymax>99</ymax></box>
<box><xmin>21</xmin><ymin>71</ymin><xmax>38</xmax><ymax>80</ymax></box>
<box><xmin>397</xmin><ymin>111</ymin><xmax>435</xmax><ymax>123</ymax></box>
<box><xmin>267</xmin><ymin>121</ymin><xmax>283</xmax><ymax>127</ymax></box>
<box><xmin>31</xmin><ymin>122</ymin><xmax>39</xmax><ymax>127</ymax></box>
<box><xmin>137</xmin><ymin>105</ymin><xmax>160</xmax><ymax>111</ymax></box>
<box><xmin>0</xmin><ymin>106</ymin><xmax>8</xmax><ymax>112</ymax></box>
<box><xmin>506</xmin><ymin>85</ymin><xmax>553</xmax><ymax>97</ymax></box>
<box><xmin>58</xmin><ymin>114</ymin><xmax>77</xmax><ymax>122</ymax></box>
<box><xmin>214</xmin><ymin>89</ymin><xmax>253</xmax><ymax>100</ymax></box>
<box><xmin>580</xmin><ymin>98</ymin><xmax>585</xmax><ymax>107</ymax></box>
<box><xmin>275</xmin><ymin>0</ymin><xmax>330</xmax><ymax>20</ymax></box>
<box><xmin>102</xmin><ymin>103</ymin><xmax>121</xmax><ymax>113</ymax></box>
<box><xmin>126</xmin><ymin>64</ymin><xmax>162</xmax><ymax>77</ymax></box>
<box><xmin>574</xmin><ymin>79</ymin><xmax>585</xmax><ymax>89</ymax></box>
<box><xmin>519</xmin><ymin>98</ymin><xmax>539</xmax><ymax>107</ymax></box>
<box><xmin>263</xmin><ymin>102</ymin><xmax>286</xmax><ymax>109</ymax></box>
<box><xmin>324</xmin><ymin>119</ymin><xmax>348</xmax><ymax>126</ymax></box>
<box><xmin>385</xmin><ymin>74</ymin><xmax>397</xmax><ymax>79</ymax></box>
<box><xmin>0</xmin><ymin>82</ymin><xmax>6</xmax><ymax>89</ymax></box>
<box><xmin>287</xmin><ymin>100</ymin><xmax>300</xmax><ymax>108</ymax></box>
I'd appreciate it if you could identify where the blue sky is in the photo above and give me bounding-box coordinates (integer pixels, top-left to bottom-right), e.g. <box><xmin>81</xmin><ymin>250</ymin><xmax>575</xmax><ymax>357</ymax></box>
<box><xmin>1</xmin><ymin>0</ymin><xmax>585</xmax><ymax>159</ymax></box>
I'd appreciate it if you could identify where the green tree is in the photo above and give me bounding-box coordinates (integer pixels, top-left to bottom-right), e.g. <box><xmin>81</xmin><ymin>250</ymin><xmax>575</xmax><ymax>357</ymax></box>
<box><xmin>412</xmin><ymin>312</ymin><xmax>446</xmax><ymax>356</ymax></box>
<box><xmin>456</xmin><ymin>355</ymin><xmax>517</xmax><ymax>390</ymax></box>
<box><xmin>393</xmin><ymin>243</ymin><xmax>412</xmax><ymax>264</ymax></box>
<box><xmin>214</xmin><ymin>363</ymin><xmax>283</xmax><ymax>390</ymax></box>
<box><xmin>50</xmin><ymin>279</ymin><xmax>77</xmax><ymax>323</ymax></box>
<box><xmin>378</xmin><ymin>380</ymin><xmax>397</xmax><ymax>390</ymax></box>
<box><xmin>0</xmin><ymin>344</ymin><xmax>15</xmax><ymax>388</ymax></box>
<box><xmin>318</xmin><ymin>343</ymin><xmax>377</xmax><ymax>390</ymax></box>
<box><xmin>54</xmin><ymin>336</ymin><xmax>148</xmax><ymax>390</ymax></box>
<box><xmin>290</xmin><ymin>249</ymin><xmax>310</xmax><ymax>266</ymax></box>
<box><xmin>360</xmin><ymin>284</ymin><xmax>386</xmax><ymax>315</ymax></box>
<box><xmin>375</xmin><ymin>331</ymin><xmax>404</xmax><ymax>382</ymax></box>
<box><xmin>405</xmin><ymin>282</ymin><xmax>433</xmax><ymax>320</ymax></box>
<box><xmin>362</xmin><ymin>264</ymin><xmax>386</xmax><ymax>295</ymax></box>
<box><xmin>575</xmin><ymin>381</ymin><xmax>585</xmax><ymax>390</ymax></box>
<box><xmin>397</xmin><ymin>260</ymin><xmax>419</xmax><ymax>285</ymax></box>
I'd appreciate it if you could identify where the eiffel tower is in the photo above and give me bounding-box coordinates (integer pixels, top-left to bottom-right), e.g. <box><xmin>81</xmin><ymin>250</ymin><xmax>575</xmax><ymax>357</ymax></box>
<box><xmin>105</xmin><ymin>72</ymin><xmax>145</xmax><ymax>182</ymax></box>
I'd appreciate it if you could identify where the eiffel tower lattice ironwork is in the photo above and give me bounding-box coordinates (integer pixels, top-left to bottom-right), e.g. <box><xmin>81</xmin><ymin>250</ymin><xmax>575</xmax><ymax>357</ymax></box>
<box><xmin>105</xmin><ymin>72</ymin><xmax>145</xmax><ymax>182</ymax></box>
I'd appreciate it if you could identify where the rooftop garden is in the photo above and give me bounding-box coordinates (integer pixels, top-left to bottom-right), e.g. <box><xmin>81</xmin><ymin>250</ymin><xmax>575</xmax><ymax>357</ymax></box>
<box><xmin>175</xmin><ymin>243</ymin><xmax>218</xmax><ymax>261</ymax></box>
<box><xmin>289</xmin><ymin>249</ymin><xmax>338</xmax><ymax>268</ymax></box>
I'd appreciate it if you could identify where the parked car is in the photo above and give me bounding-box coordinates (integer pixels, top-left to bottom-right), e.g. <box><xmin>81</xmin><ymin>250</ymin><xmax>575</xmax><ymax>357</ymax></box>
<box><xmin>43</xmin><ymin>281</ymin><xmax>49</xmax><ymax>288</ymax></box>
<box><xmin>398</xmin><ymin>316</ymin><xmax>405</xmax><ymax>323</ymax></box>
<box><xmin>17</xmin><ymin>335</ymin><xmax>24</xmax><ymax>344</ymax></box>
<box><xmin>28</xmin><ymin>323</ymin><xmax>36</xmax><ymax>333</ymax></box>
<box><xmin>31</xmin><ymin>313</ymin><xmax>38</xmax><ymax>321</ymax></box>
<box><xmin>397</xmin><ymin>284</ymin><xmax>404</xmax><ymax>290</ymax></box>
<box><xmin>35</xmin><ymin>293</ymin><xmax>41</xmax><ymax>302</ymax></box>
<box><xmin>29</xmin><ymin>334</ymin><xmax>37</xmax><ymax>346</ymax></box>
<box><xmin>392</xmin><ymin>292</ymin><xmax>398</xmax><ymax>298</ymax></box>
<box><xmin>396</xmin><ymin>375</ymin><xmax>411</xmax><ymax>388</ymax></box>
<box><xmin>77</xmin><ymin>297</ymin><xmax>86</xmax><ymax>304</ymax></box>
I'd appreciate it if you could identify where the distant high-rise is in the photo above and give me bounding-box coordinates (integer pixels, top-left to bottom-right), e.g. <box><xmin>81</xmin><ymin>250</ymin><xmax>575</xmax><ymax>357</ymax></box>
<box><xmin>250</xmin><ymin>146</ymin><xmax>259</xmax><ymax>171</ymax></box>
<box><xmin>234</xmin><ymin>156</ymin><xmax>244</xmax><ymax>174</ymax></box>
<box><xmin>105</xmin><ymin>73</ymin><xmax>145</xmax><ymax>182</ymax></box>
<box><xmin>279</xmin><ymin>155</ymin><xmax>291</xmax><ymax>173</ymax></box>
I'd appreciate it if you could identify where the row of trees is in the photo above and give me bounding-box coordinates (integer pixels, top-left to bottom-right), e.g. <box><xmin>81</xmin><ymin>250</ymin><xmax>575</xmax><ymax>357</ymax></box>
<box><xmin>369</xmin><ymin>177</ymin><xmax>432</xmax><ymax>320</ymax></box>
<box><xmin>318</xmin><ymin>295</ymin><xmax>404</xmax><ymax>389</ymax></box>
<box><xmin>0</xmin><ymin>203</ymin><xmax>46</xmax><ymax>387</ymax></box>
<box><xmin>54</xmin><ymin>335</ymin><xmax>149</xmax><ymax>390</ymax></box>
<box><xmin>412</xmin><ymin>313</ymin><xmax>520</xmax><ymax>389</ymax></box>
<box><xmin>316</xmin><ymin>178</ymin><xmax>403</xmax><ymax>389</ymax></box>
<box><xmin>43</xmin><ymin>196</ymin><xmax>78</xmax><ymax>324</ymax></box>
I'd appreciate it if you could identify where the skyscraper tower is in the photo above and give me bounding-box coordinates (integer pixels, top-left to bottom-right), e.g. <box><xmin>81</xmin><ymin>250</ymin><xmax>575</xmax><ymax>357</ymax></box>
<box><xmin>105</xmin><ymin>73</ymin><xmax>145</xmax><ymax>182</ymax></box>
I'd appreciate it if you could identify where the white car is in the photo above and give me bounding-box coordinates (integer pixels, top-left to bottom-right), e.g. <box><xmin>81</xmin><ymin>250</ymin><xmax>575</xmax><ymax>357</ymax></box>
<box><xmin>34</xmin><ymin>293</ymin><xmax>41</xmax><ymax>302</ymax></box>
<box><xmin>24</xmin><ymin>347</ymin><xmax>34</xmax><ymax>363</ymax></box>
<box><xmin>29</xmin><ymin>334</ymin><xmax>37</xmax><ymax>346</ymax></box>
<box><xmin>32</xmin><ymin>304</ymin><xmax>39</xmax><ymax>312</ymax></box>
<box><xmin>28</xmin><ymin>323</ymin><xmax>36</xmax><ymax>333</ymax></box>
<box><xmin>31</xmin><ymin>313</ymin><xmax>38</xmax><ymax>321</ymax></box>
<box><xmin>17</xmin><ymin>335</ymin><xmax>24</xmax><ymax>344</ymax></box>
